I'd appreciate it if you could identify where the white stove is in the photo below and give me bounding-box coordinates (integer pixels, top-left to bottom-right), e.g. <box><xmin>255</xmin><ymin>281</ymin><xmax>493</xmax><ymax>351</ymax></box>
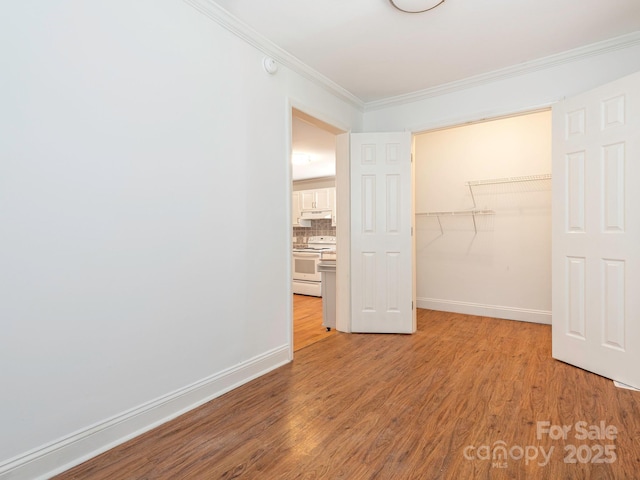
<box><xmin>293</xmin><ymin>236</ymin><xmax>336</xmax><ymax>252</ymax></box>
<box><xmin>293</xmin><ymin>236</ymin><xmax>335</xmax><ymax>296</ymax></box>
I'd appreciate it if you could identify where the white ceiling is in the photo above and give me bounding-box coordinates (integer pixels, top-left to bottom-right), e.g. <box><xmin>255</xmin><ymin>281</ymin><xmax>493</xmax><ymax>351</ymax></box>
<box><xmin>291</xmin><ymin>113</ymin><xmax>337</xmax><ymax>181</ymax></box>
<box><xmin>212</xmin><ymin>0</ymin><xmax>640</xmax><ymax>103</ymax></box>
<box><xmin>212</xmin><ymin>0</ymin><xmax>640</xmax><ymax>181</ymax></box>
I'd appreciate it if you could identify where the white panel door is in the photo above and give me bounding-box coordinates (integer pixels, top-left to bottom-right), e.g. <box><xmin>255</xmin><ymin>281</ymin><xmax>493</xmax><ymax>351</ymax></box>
<box><xmin>351</xmin><ymin>132</ymin><xmax>415</xmax><ymax>333</ymax></box>
<box><xmin>552</xmin><ymin>71</ymin><xmax>640</xmax><ymax>389</ymax></box>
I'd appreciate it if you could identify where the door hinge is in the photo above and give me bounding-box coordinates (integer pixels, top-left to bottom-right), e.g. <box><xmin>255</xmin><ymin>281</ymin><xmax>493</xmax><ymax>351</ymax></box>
<box><xmin>412</xmin><ymin>301</ymin><xmax>414</xmax><ymax>310</ymax></box>
<box><xmin>411</xmin><ymin>226</ymin><xmax>413</xmax><ymax>236</ymax></box>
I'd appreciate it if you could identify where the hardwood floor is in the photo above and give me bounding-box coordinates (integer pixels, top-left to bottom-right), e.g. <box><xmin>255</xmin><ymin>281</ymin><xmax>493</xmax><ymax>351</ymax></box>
<box><xmin>294</xmin><ymin>293</ymin><xmax>335</xmax><ymax>351</ymax></box>
<box><xmin>55</xmin><ymin>310</ymin><xmax>640</xmax><ymax>479</ymax></box>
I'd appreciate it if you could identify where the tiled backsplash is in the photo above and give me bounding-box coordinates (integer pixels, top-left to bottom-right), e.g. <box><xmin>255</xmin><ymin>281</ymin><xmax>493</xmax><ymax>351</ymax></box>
<box><xmin>293</xmin><ymin>219</ymin><xmax>335</xmax><ymax>244</ymax></box>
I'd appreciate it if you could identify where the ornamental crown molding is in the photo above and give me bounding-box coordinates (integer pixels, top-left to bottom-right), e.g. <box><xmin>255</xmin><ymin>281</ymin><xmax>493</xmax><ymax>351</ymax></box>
<box><xmin>365</xmin><ymin>30</ymin><xmax>640</xmax><ymax>111</ymax></box>
<box><xmin>182</xmin><ymin>0</ymin><xmax>365</xmax><ymax>111</ymax></box>
<box><xmin>182</xmin><ymin>1</ymin><xmax>640</xmax><ymax>115</ymax></box>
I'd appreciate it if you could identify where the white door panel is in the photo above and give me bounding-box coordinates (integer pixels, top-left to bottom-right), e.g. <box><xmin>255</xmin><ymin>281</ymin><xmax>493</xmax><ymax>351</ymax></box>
<box><xmin>350</xmin><ymin>132</ymin><xmax>415</xmax><ymax>333</ymax></box>
<box><xmin>552</xmin><ymin>71</ymin><xmax>640</xmax><ymax>388</ymax></box>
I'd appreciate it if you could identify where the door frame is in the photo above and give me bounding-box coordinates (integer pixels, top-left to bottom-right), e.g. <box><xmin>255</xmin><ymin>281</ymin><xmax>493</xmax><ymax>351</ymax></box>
<box><xmin>286</xmin><ymin>100</ymin><xmax>349</xmax><ymax>358</ymax></box>
<box><xmin>287</xmin><ymin>101</ymin><xmax>553</xmax><ymax>355</ymax></box>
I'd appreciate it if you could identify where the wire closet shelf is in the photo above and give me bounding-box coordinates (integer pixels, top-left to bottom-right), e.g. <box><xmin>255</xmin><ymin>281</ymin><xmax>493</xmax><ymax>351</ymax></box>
<box><xmin>415</xmin><ymin>173</ymin><xmax>552</xmax><ymax>233</ymax></box>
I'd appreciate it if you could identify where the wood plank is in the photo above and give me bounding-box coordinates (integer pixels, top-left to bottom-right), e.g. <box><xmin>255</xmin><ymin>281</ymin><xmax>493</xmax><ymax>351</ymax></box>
<box><xmin>54</xmin><ymin>310</ymin><xmax>640</xmax><ymax>479</ymax></box>
<box><xmin>293</xmin><ymin>293</ymin><xmax>335</xmax><ymax>351</ymax></box>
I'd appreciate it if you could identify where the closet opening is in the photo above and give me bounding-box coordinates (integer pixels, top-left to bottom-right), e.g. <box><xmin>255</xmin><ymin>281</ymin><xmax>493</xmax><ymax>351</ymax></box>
<box><xmin>413</xmin><ymin>109</ymin><xmax>553</xmax><ymax>325</ymax></box>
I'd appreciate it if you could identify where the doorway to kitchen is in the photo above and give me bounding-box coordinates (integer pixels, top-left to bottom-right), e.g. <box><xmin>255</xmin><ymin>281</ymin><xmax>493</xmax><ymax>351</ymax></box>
<box><xmin>290</xmin><ymin>108</ymin><xmax>343</xmax><ymax>351</ymax></box>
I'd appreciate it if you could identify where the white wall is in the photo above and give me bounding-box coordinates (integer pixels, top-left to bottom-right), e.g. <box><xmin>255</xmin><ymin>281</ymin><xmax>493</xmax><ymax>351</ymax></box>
<box><xmin>363</xmin><ymin>40</ymin><xmax>640</xmax><ymax>323</ymax></box>
<box><xmin>0</xmin><ymin>1</ymin><xmax>361</xmax><ymax>478</ymax></box>
<box><xmin>363</xmin><ymin>40</ymin><xmax>640</xmax><ymax>133</ymax></box>
<box><xmin>2</xmin><ymin>3</ymin><xmax>637</xmax><ymax>476</ymax></box>
<box><xmin>414</xmin><ymin>111</ymin><xmax>552</xmax><ymax>322</ymax></box>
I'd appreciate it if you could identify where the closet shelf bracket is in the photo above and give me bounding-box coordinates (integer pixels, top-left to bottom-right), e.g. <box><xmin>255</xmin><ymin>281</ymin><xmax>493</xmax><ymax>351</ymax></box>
<box><xmin>467</xmin><ymin>173</ymin><xmax>552</xmax><ymax>208</ymax></box>
<box><xmin>415</xmin><ymin>209</ymin><xmax>495</xmax><ymax>234</ymax></box>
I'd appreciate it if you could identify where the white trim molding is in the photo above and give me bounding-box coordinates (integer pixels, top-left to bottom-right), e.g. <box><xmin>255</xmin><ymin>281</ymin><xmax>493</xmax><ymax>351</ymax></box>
<box><xmin>180</xmin><ymin>1</ymin><xmax>640</xmax><ymax>115</ymax></box>
<box><xmin>417</xmin><ymin>297</ymin><xmax>552</xmax><ymax>325</ymax></box>
<box><xmin>0</xmin><ymin>347</ymin><xmax>290</xmax><ymax>480</ymax></box>
<box><xmin>182</xmin><ymin>0</ymin><xmax>364</xmax><ymax>111</ymax></box>
<box><xmin>365</xmin><ymin>30</ymin><xmax>640</xmax><ymax>111</ymax></box>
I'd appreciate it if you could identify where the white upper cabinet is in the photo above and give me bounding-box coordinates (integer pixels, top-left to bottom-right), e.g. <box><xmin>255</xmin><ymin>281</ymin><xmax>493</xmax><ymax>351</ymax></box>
<box><xmin>299</xmin><ymin>188</ymin><xmax>335</xmax><ymax>211</ymax></box>
<box><xmin>293</xmin><ymin>187</ymin><xmax>336</xmax><ymax>227</ymax></box>
<box><xmin>292</xmin><ymin>191</ymin><xmax>302</xmax><ymax>227</ymax></box>
<box><xmin>300</xmin><ymin>190</ymin><xmax>317</xmax><ymax>210</ymax></box>
<box><xmin>315</xmin><ymin>188</ymin><xmax>334</xmax><ymax>210</ymax></box>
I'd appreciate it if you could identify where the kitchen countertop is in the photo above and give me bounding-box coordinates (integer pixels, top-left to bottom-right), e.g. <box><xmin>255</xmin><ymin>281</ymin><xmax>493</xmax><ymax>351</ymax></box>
<box><xmin>317</xmin><ymin>261</ymin><xmax>336</xmax><ymax>272</ymax></box>
<box><xmin>292</xmin><ymin>245</ymin><xmax>336</xmax><ymax>255</ymax></box>
<box><xmin>321</xmin><ymin>251</ymin><xmax>336</xmax><ymax>260</ymax></box>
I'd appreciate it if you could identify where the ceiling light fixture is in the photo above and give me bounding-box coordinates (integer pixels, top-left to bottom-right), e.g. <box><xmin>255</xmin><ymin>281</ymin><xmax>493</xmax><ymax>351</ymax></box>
<box><xmin>389</xmin><ymin>0</ymin><xmax>445</xmax><ymax>13</ymax></box>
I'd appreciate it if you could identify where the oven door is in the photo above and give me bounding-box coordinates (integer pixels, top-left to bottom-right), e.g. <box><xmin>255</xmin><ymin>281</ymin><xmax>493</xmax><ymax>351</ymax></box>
<box><xmin>292</xmin><ymin>252</ymin><xmax>321</xmax><ymax>282</ymax></box>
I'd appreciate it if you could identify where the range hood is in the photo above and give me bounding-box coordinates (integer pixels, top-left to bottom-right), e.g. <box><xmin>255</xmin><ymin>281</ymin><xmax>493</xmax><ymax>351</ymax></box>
<box><xmin>299</xmin><ymin>209</ymin><xmax>332</xmax><ymax>227</ymax></box>
<box><xmin>301</xmin><ymin>209</ymin><xmax>332</xmax><ymax>220</ymax></box>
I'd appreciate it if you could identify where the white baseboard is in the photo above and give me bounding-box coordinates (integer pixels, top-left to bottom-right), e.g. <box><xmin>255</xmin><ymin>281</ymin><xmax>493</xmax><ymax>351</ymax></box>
<box><xmin>0</xmin><ymin>346</ymin><xmax>291</xmax><ymax>480</ymax></box>
<box><xmin>417</xmin><ymin>297</ymin><xmax>551</xmax><ymax>325</ymax></box>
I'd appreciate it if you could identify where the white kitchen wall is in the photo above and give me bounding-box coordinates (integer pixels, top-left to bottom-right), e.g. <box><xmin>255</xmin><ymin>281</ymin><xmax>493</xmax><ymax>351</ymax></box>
<box><xmin>414</xmin><ymin>111</ymin><xmax>552</xmax><ymax>322</ymax></box>
<box><xmin>0</xmin><ymin>1</ymin><xmax>361</xmax><ymax>478</ymax></box>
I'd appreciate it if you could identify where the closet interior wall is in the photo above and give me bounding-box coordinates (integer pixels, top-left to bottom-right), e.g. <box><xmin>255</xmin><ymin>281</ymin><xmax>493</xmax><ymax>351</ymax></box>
<box><xmin>414</xmin><ymin>110</ymin><xmax>553</xmax><ymax>324</ymax></box>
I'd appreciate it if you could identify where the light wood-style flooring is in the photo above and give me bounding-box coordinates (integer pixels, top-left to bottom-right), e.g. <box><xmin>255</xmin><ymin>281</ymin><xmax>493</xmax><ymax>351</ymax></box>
<box><xmin>54</xmin><ymin>309</ymin><xmax>640</xmax><ymax>479</ymax></box>
<box><xmin>293</xmin><ymin>293</ymin><xmax>335</xmax><ymax>351</ymax></box>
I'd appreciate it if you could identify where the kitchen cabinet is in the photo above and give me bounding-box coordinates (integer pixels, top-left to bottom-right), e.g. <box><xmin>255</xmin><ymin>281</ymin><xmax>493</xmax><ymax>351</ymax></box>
<box><xmin>315</xmin><ymin>188</ymin><xmax>334</xmax><ymax>210</ymax></box>
<box><xmin>299</xmin><ymin>191</ymin><xmax>316</xmax><ymax>210</ymax></box>
<box><xmin>293</xmin><ymin>187</ymin><xmax>336</xmax><ymax>226</ymax></box>
<box><xmin>292</xmin><ymin>191</ymin><xmax>303</xmax><ymax>227</ymax></box>
<box><xmin>317</xmin><ymin>258</ymin><xmax>336</xmax><ymax>330</ymax></box>
<box><xmin>300</xmin><ymin>188</ymin><xmax>334</xmax><ymax>211</ymax></box>
<box><xmin>331</xmin><ymin>191</ymin><xmax>337</xmax><ymax>227</ymax></box>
